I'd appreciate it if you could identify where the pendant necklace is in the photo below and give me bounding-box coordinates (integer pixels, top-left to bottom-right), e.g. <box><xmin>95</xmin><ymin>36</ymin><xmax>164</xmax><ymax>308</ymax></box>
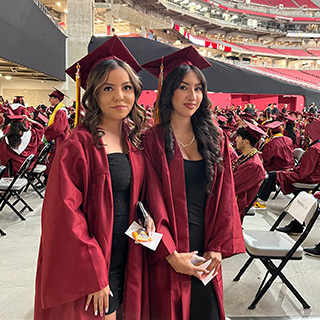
<box><xmin>176</xmin><ymin>135</ymin><xmax>195</xmax><ymax>148</ymax></box>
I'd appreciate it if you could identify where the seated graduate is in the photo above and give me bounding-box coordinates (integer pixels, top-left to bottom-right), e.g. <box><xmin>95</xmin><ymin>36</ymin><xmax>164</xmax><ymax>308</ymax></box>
<box><xmin>232</xmin><ymin>120</ymin><xmax>266</xmax><ymax>223</ymax></box>
<box><xmin>259</xmin><ymin>120</ymin><xmax>320</xmax><ymax>235</ymax></box>
<box><xmin>261</xmin><ymin>120</ymin><xmax>294</xmax><ymax>172</ymax></box>
<box><xmin>0</xmin><ymin>115</ymin><xmax>44</xmax><ymax>175</ymax></box>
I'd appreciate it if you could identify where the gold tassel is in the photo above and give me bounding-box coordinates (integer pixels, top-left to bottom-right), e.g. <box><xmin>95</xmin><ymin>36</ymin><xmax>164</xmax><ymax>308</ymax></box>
<box><xmin>75</xmin><ymin>62</ymin><xmax>81</xmax><ymax>127</ymax></box>
<box><xmin>153</xmin><ymin>57</ymin><xmax>164</xmax><ymax>125</ymax></box>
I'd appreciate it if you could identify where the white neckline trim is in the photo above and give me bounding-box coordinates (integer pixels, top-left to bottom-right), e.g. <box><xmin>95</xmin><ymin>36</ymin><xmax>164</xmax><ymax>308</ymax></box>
<box><xmin>10</xmin><ymin>103</ymin><xmax>23</xmax><ymax>110</ymax></box>
<box><xmin>5</xmin><ymin>130</ymin><xmax>32</xmax><ymax>154</ymax></box>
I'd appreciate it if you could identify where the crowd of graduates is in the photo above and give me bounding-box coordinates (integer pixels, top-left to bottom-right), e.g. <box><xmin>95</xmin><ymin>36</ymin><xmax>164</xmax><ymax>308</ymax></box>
<box><xmin>0</xmin><ymin>38</ymin><xmax>320</xmax><ymax>319</ymax></box>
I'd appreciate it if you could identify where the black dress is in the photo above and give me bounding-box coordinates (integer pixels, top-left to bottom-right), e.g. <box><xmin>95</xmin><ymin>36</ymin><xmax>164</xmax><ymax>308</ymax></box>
<box><xmin>106</xmin><ymin>153</ymin><xmax>131</xmax><ymax>314</ymax></box>
<box><xmin>184</xmin><ymin>159</ymin><xmax>220</xmax><ymax>320</ymax></box>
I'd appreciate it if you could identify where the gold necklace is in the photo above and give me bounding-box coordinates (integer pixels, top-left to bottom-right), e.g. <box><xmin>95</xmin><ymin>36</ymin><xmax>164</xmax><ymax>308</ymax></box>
<box><xmin>176</xmin><ymin>135</ymin><xmax>195</xmax><ymax>148</ymax></box>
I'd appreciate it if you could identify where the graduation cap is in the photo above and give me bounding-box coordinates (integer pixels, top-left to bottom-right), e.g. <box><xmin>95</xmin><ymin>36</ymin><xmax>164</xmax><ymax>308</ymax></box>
<box><xmin>27</xmin><ymin>106</ymin><xmax>35</xmax><ymax>113</ymax></box>
<box><xmin>65</xmin><ymin>35</ymin><xmax>141</xmax><ymax>90</ymax></box>
<box><xmin>7</xmin><ymin>115</ymin><xmax>24</xmax><ymax>121</ymax></box>
<box><xmin>217</xmin><ymin>115</ymin><xmax>228</xmax><ymax>123</ymax></box>
<box><xmin>286</xmin><ymin>116</ymin><xmax>296</xmax><ymax>124</ymax></box>
<box><xmin>240</xmin><ymin>113</ymin><xmax>256</xmax><ymax>122</ymax></box>
<box><xmin>263</xmin><ymin>121</ymin><xmax>284</xmax><ymax>131</ymax></box>
<box><xmin>142</xmin><ymin>46</ymin><xmax>211</xmax><ymax>123</ymax></box>
<box><xmin>0</xmin><ymin>105</ymin><xmax>8</xmax><ymax>113</ymax></box>
<box><xmin>142</xmin><ymin>46</ymin><xmax>211</xmax><ymax>80</ymax></box>
<box><xmin>243</xmin><ymin>120</ymin><xmax>267</xmax><ymax>140</ymax></box>
<box><xmin>305</xmin><ymin>120</ymin><xmax>320</xmax><ymax>141</ymax></box>
<box><xmin>13</xmin><ymin>96</ymin><xmax>25</xmax><ymax>105</ymax></box>
<box><xmin>49</xmin><ymin>87</ymin><xmax>69</xmax><ymax>101</ymax></box>
<box><xmin>36</xmin><ymin>113</ymin><xmax>48</xmax><ymax>125</ymax></box>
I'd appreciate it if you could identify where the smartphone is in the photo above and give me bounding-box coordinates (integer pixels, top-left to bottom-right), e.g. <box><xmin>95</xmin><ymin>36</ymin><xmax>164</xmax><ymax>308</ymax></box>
<box><xmin>136</xmin><ymin>201</ymin><xmax>149</xmax><ymax>228</ymax></box>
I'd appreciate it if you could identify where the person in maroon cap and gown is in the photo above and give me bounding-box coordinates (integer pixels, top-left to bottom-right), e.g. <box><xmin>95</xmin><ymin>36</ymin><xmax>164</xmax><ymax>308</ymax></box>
<box><xmin>232</xmin><ymin>122</ymin><xmax>266</xmax><ymax>223</ymax></box>
<box><xmin>9</xmin><ymin>96</ymin><xmax>28</xmax><ymax>116</ymax></box>
<box><xmin>261</xmin><ymin>121</ymin><xmax>294</xmax><ymax>172</ymax></box>
<box><xmin>44</xmin><ymin>89</ymin><xmax>70</xmax><ymax>181</ymax></box>
<box><xmin>142</xmin><ymin>46</ymin><xmax>245</xmax><ymax>320</ymax></box>
<box><xmin>259</xmin><ymin>120</ymin><xmax>320</xmax><ymax>234</ymax></box>
<box><xmin>34</xmin><ymin>36</ymin><xmax>154</xmax><ymax>320</ymax></box>
<box><xmin>0</xmin><ymin>115</ymin><xmax>43</xmax><ymax>175</ymax></box>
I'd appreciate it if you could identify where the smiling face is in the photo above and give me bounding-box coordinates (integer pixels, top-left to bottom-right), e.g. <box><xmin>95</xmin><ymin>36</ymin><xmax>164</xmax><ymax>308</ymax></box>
<box><xmin>96</xmin><ymin>67</ymin><xmax>135</xmax><ymax>122</ymax></box>
<box><xmin>170</xmin><ymin>70</ymin><xmax>203</xmax><ymax>121</ymax></box>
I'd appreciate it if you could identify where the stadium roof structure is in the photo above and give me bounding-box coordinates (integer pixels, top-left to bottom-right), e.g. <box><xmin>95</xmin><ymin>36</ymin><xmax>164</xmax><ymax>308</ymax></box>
<box><xmin>88</xmin><ymin>36</ymin><xmax>320</xmax><ymax>107</ymax></box>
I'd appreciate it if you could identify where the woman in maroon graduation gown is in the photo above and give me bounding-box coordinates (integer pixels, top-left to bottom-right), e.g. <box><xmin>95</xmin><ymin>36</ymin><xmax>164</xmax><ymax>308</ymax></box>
<box><xmin>142</xmin><ymin>47</ymin><xmax>245</xmax><ymax>320</ymax></box>
<box><xmin>0</xmin><ymin>115</ymin><xmax>43</xmax><ymax>174</ymax></box>
<box><xmin>34</xmin><ymin>36</ymin><xmax>153</xmax><ymax>320</ymax></box>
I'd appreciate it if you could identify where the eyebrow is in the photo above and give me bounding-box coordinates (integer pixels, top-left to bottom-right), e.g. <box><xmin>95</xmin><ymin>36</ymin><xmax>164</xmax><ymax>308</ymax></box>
<box><xmin>103</xmin><ymin>81</ymin><xmax>132</xmax><ymax>86</ymax></box>
<box><xmin>181</xmin><ymin>81</ymin><xmax>202</xmax><ymax>86</ymax></box>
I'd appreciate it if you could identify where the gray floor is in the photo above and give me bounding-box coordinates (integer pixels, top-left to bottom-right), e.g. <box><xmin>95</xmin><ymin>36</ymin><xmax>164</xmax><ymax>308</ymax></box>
<box><xmin>0</xmin><ymin>190</ymin><xmax>320</xmax><ymax>320</ymax></box>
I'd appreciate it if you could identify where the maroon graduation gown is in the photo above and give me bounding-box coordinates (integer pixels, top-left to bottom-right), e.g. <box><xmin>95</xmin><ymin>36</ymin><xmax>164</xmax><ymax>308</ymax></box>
<box><xmin>233</xmin><ymin>153</ymin><xmax>265</xmax><ymax>222</ymax></box>
<box><xmin>44</xmin><ymin>109</ymin><xmax>70</xmax><ymax>175</ymax></box>
<box><xmin>142</xmin><ymin>125</ymin><xmax>245</xmax><ymax>320</ymax></box>
<box><xmin>262</xmin><ymin>135</ymin><xmax>294</xmax><ymax>172</ymax></box>
<box><xmin>34</xmin><ymin>124</ymin><xmax>148</xmax><ymax>320</ymax></box>
<box><xmin>9</xmin><ymin>105</ymin><xmax>28</xmax><ymax>116</ymax></box>
<box><xmin>276</xmin><ymin>142</ymin><xmax>320</xmax><ymax>194</ymax></box>
<box><xmin>0</xmin><ymin>122</ymin><xmax>44</xmax><ymax>174</ymax></box>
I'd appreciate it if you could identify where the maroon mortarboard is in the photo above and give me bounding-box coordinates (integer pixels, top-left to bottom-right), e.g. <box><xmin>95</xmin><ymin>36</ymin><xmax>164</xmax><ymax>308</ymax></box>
<box><xmin>263</xmin><ymin>121</ymin><xmax>284</xmax><ymax>130</ymax></box>
<box><xmin>13</xmin><ymin>96</ymin><xmax>24</xmax><ymax>104</ymax></box>
<box><xmin>27</xmin><ymin>106</ymin><xmax>35</xmax><ymax>113</ymax></box>
<box><xmin>7</xmin><ymin>115</ymin><xmax>23</xmax><ymax>121</ymax></box>
<box><xmin>65</xmin><ymin>36</ymin><xmax>141</xmax><ymax>90</ymax></box>
<box><xmin>36</xmin><ymin>113</ymin><xmax>48</xmax><ymax>124</ymax></box>
<box><xmin>49</xmin><ymin>87</ymin><xmax>69</xmax><ymax>101</ymax></box>
<box><xmin>305</xmin><ymin>120</ymin><xmax>320</xmax><ymax>141</ymax></box>
<box><xmin>243</xmin><ymin>120</ymin><xmax>267</xmax><ymax>140</ymax></box>
<box><xmin>217</xmin><ymin>115</ymin><xmax>228</xmax><ymax>122</ymax></box>
<box><xmin>286</xmin><ymin>116</ymin><xmax>296</xmax><ymax>124</ymax></box>
<box><xmin>141</xmin><ymin>46</ymin><xmax>211</xmax><ymax>80</ymax></box>
<box><xmin>240</xmin><ymin>113</ymin><xmax>255</xmax><ymax>121</ymax></box>
<box><xmin>0</xmin><ymin>105</ymin><xmax>8</xmax><ymax>113</ymax></box>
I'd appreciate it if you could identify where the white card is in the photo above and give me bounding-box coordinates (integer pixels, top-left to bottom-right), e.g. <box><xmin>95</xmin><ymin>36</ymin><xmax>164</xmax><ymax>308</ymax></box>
<box><xmin>192</xmin><ymin>256</ymin><xmax>218</xmax><ymax>286</ymax></box>
<box><xmin>125</xmin><ymin>221</ymin><xmax>163</xmax><ymax>251</ymax></box>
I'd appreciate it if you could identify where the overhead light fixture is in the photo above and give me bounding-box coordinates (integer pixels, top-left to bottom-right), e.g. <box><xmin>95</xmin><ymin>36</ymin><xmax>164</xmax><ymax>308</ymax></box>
<box><xmin>64</xmin><ymin>9</ymin><xmax>68</xmax><ymax>13</ymax></box>
<box><xmin>180</xmin><ymin>0</ymin><xmax>189</xmax><ymax>5</ymax></box>
<box><xmin>56</xmin><ymin>2</ymin><xmax>61</xmax><ymax>6</ymax></box>
<box><xmin>5</xmin><ymin>76</ymin><xmax>12</xmax><ymax>80</ymax></box>
<box><xmin>0</xmin><ymin>73</ymin><xmax>2</xmax><ymax>77</ymax></box>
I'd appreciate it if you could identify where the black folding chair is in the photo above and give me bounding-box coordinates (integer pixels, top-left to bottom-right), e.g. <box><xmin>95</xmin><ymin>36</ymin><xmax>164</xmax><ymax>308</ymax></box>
<box><xmin>234</xmin><ymin>192</ymin><xmax>320</xmax><ymax>310</ymax></box>
<box><xmin>23</xmin><ymin>144</ymin><xmax>52</xmax><ymax>198</ymax></box>
<box><xmin>0</xmin><ymin>154</ymin><xmax>35</xmax><ymax>221</ymax></box>
<box><xmin>244</xmin><ymin>173</ymin><xmax>269</xmax><ymax>217</ymax></box>
<box><xmin>0</xmin><ymin>165</ymin><xmax>7</xmax><ymax>236</ymax></box>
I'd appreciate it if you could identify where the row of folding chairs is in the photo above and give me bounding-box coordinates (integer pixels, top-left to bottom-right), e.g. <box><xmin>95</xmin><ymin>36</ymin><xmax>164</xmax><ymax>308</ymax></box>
<box><xmin>0</xmin><ymin>143</ymin><xmax>52</xmax><ymax>236</ymax></box>
<box><xmin>236</xmin><ymin>173</ymin><xmax>320</xmax><ymax>311</ymax></box>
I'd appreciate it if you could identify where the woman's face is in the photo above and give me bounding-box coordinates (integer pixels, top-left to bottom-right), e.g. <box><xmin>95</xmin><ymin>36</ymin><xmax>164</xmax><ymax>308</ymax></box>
<box><xmin>171</xmin><ymin>70</ymin><xmax>203</xmax><ymax>120</ymax></box>
<box><xmin>97</xmin><ymin>67</ymin><xmax>135</xmax><ymax>121</ymax></box>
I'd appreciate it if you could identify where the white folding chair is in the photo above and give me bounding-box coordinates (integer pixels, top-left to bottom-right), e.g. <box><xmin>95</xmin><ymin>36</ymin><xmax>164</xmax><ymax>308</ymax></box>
<box><xmin>233</xmin><ymin>191</ymin><xmax>320</xmax><ymax>310</ymax></box>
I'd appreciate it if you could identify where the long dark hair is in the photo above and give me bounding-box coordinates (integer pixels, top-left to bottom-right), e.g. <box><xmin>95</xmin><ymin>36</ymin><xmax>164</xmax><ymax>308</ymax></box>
<box><xmin>82</xmin><ymin>59</ymin><xmax>146</xmax><ymax>149</ymax></box>
<box><xmin>159</xmin><ymin>65</ymin><xmax>222</xmax><ymax>192</ymax></box>
<box><xmin>6</xmin><ymin>121</ymin><xmax>29</xmax><ymax>149</ymax></box>
<box><xmin>285</xmin><ymin>121</ymin><xmax>297</xmax><ymax>144</ymax></box>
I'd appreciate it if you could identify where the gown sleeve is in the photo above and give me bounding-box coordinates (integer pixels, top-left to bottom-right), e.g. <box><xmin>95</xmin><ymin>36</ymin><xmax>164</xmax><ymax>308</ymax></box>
<box><xmin>45</xmin><ymin>110</ymin><xmax>68</xmax><ymax>142</ymax></box>
<box><xmin>142</xmin><ymin>132</ymin><xmax>177</xmax><ymax>261</ymax></box>
<box><xmin>39</xmin><ymin>138</ymin><xmax>109</xmax><ymax>309</ymax></box>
